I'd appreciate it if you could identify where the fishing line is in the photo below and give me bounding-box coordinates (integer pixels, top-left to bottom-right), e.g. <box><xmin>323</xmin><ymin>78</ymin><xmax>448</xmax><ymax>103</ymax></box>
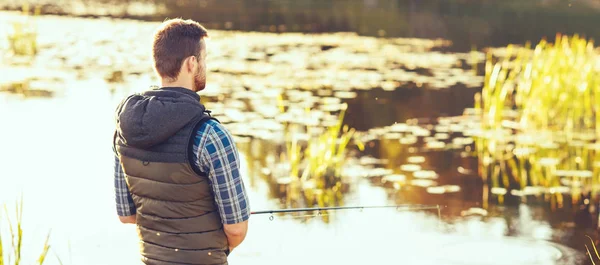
<box><xmin>251</xmin><ymin>204</ymin><xmax>443</xmax><ymax>222</ymax></box>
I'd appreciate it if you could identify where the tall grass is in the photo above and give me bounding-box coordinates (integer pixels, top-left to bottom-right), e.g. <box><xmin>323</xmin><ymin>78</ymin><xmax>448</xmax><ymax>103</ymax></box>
<box><xmin>276</xmin><ymin>95</ymin><xmax>364</xmax><ymax>210</ymax></box>
<box><xmin>6</xmin><ymin>4</ymin><xmax>39</xmax><ymax>56</ymax></box>
<box><xmin>586</xmin><ymin>235</ymin><xmax>600</xmax><ymax>265</ymax></box>
<box><xmin>0</xmin><ymin>196</ymin><xmax>51</xmax><ymax>265</ymax></box>
<box><xmin>475</xmin><ymin>34</ymin><xmax>600</xmax><ymax>206</ymax></box>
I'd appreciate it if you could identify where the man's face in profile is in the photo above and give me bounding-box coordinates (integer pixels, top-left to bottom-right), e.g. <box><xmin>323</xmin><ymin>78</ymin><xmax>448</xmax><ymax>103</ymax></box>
<box><xmin>192</xmin><ymin>39</ymin><xmax>207</xmax><ymax>92</ymax></box>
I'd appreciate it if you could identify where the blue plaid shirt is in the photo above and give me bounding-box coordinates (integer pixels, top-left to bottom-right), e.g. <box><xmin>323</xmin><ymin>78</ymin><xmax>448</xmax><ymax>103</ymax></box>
<box><xmin>114</xmin><ymin>119</ymin><xmax>250</xmax><ymax>225</ymax></box>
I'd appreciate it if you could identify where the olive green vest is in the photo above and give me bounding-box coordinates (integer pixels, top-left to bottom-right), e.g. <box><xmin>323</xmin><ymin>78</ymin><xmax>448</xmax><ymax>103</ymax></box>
<box><xmin>114</xmin><ymin>87</ymin><xmax>228</xmax><ymax>265</ymax></box>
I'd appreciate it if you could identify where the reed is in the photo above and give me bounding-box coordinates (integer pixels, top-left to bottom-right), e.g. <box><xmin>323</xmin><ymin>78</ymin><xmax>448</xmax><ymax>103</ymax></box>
<box><xmin>0</xmin><ymin>196</ymin><xmax>51</xmax><ymax>265</ymax></box>
<box><xmin>276</xmin><ymin>94</ymin><xmax>364</xmax><ymax>211</ymax></box>
<box><xmin>475</xmin><ymin>34</ymin><xmax>600</xmax><ymax>206</ymax></box>
<box><xmin>586</xmin><ymin>235</ymin><xmax>600</xmax><ymax>265</ymax></box>
<box><xmin>7</xmin><ymin>4</ymin><xmax>39</xmax><ymax>56</ymax></box>
<box><xmin>284</xmin><ymin>105</ymin><xmax>363</xmax><ymax>206</ymax></box>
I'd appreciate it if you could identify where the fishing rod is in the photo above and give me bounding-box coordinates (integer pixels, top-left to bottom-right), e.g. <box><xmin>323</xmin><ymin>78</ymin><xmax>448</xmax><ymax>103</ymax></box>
<box><xmin>251</xmin><ymin>204</ymin><xmax>442</xmax><ymax>220</ymax></box>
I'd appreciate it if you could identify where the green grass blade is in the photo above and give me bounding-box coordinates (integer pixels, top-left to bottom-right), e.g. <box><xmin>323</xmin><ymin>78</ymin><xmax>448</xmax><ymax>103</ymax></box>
<box><xmin>14</xmin><ymin>199</ymin><xmax>22</xmax><ymax>265</ymax></box>
<box><xmin>3</xmin><ymin>205</ymin><xmax>15</xmax><ymax>265</ymax></box>
<box><xmin>36</xmin><ymin>231</ymin><xmax>51</xmax><ymax>265</ymax></box>
<box><xmin>587</xmin><ymin>235</ymin><xmax>600</xmax><ymax>260</ymax></box>
<box><xmin>0</xmin><ymin>205</ymin><xmax>4</xmax><ymax>265</ymax></box>
<box><xmin>52</xmin><ymin>248</ymin><xmax>63</xmax><ymax>265</ymax></box>
<box><xmin>587</xmin><ymin>245</ymin><xmax>597</xmax><ymax>265</ymax></box>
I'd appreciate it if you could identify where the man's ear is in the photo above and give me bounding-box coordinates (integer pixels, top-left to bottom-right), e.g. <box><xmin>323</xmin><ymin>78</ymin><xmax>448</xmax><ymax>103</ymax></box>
<box><xmin>186</xmin><ymin>56</ymin><xmax>198</xmax><ymax>73</ymax></box>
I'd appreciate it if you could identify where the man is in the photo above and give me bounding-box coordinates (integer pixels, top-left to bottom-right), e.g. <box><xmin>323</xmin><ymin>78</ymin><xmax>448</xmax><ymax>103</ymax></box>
<box><xmin>112</xmin><ymin>18</ymin><xmax>250</xmax><ymax>265</ymax></box>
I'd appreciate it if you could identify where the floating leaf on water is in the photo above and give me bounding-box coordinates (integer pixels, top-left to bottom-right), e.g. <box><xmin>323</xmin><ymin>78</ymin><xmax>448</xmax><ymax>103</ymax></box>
<box><xmin>501</xmin><ymin>120</ymin><xmax>520</xmax><ymax>130</ymax></box>
<box><xmin>510</xmin><ymin>189</ymin><xmax>524</xmax><ymax>197</ymax></box>
<box><xmin>569</xmin><ymin>140</ymin><xmax>586</xmax><ymax>148</ymax></box>
<box><xmin>427</xmin><ymin>186</ymin><xmax>446</xmax><ymax>194</ymax></box>
<box><xmin>574</xmin><ymin>132</ymin><xmax>596</xmax><ymax>141</ymax></box>
<box><xmin>539</xmin><ymin>142</ymin><xmax>559</xmax><ymax>149</ymax></box>
<box><xmin>407</xmin><ymin>156</ymin><xmax>426</xmax><ymax>164</ymax></box>
<box><xmin>548</xmin><ymin>186</ymin><xmax>571</xmax><ymax>194</ymax></box>
<box><xmin>369</xmin><ymin>127</ymin><xmax>389</xmax><ymax>136</ymax></box>
<box><xmin>413</xmin><ymin>170</ymin><xmax>438</xmax><ymax>179</ymax></box>
<box><xmin>359</xmin><ymin>156</ymin><xmax>387</xmax><ymax>165</ymax></box>
<box><xmin>538</xmin><ymin>157</ymin><xmax>560</xmax><ymax>166</ymax></box>
<box><xmin>320</xmin><ymin>103</ymin><xmax>347</xmax><ymax>112</ymax></box>
<box><xmin>434</xmin><ymin>125</ymin><xmax>450</xmax><ymax>133</ymax></box>
<box><xmin>381</xmin><ymin>81</ymin><xmax>398</xmax><ymax>91</ymax></box>
<box><xmin>261</xmin><ymin>167</ymin><xmax>271</xmax><ymax>176</ymax></box>
<box><xmin>515</xmin><ymin>134</ymin><xmax>537</xmax><ymax>145</ymax></box>
<box><xmin>316</xmin><ymin>89</ymin><xmax>334</xmax><ymax>97</ymax></box>
<box><xmin>449</xmin><ymin>124</ymin><xmax>464</xmax><ymax>132</ymax></box>
<box><xmin>334</xmin><ymin>91</ymin><xmax>357</xmax><ymax>99</ymax></box>
<box><xmin>437</xmin><ymin>118</ymin><xmax>452</xmax><ymax>125</ymax></box>
<box><xmin>444</xmin><ymin>185</ymin><xmax>461</xmax><ymax>193</ymax></box>
<box><xmin>413</xmin><ymin>127</ymin><xmax>431</xmax><ymax>137</ymax></box>
<box><xmin>457</xmin><ymin>166</ymin><xmax>474</xmax><ymax>175</ymax></box>
<box><xmin>254</xmin><ymin>129</ymin><xmax>278</xmax><ymax>141</ymax></box>
<box><xmin>400</xmin><ymin>164</ymin><xmax>422</xmax><ymax>172</ymax></box>
<box><xmin>482</xmin><ymin>156</ymin><xmax>494</xmax><ymax>166</ymax></box>
<box><xmin>513</xmin><ymin>147</ymin><xmax>536</xmax><ymax>157</ymax></box>
<box><xmin>341</xmin><ymin>164</ymin><xmax>372</xmax><ymax>178</ymax></box>
<box><xmin>491</xmin><ymin>187</ymin><xmax>507</xmax><ymax>195</ymax></box>
<box><xmin>462</xmin><ymin>128</ymin><xmax>483</xmax><ymax>137</ymax></box>
<box><xmin>252</xmin><ymin>119</ymin><xmax>285</xmax><ymax>131</ymax></box>
<box><xmin>383</xmin><ymin>132</ymin><xmax>403</xmax><ymax>140</ymax></box>
<box><xmin>224</xmin><ymin>108</ymin><xmax>247</xmax><ymax>122</ymax></box>
<box><xmin>254</xmin><ymin>105</ymin><xmax>281</xmax><ymax>118</ymax></box>
<box><xmin>390</xmin><ymin>123</ymin><xmax>410</xmax><ymax>132</ymax></box>
<box><xmin>427</xmin><ymin>185</ymin><xmax>460</xmax><ymax>194</ymax></box>
<box><xmin>400</xmin><ymin>136</ymin><xmax>418</xmax><ymax>145</ymax></box>
<box><xmin>426</xmin><ymin>141</ymin><xmax>446</xmax><ymax>149</ymax></box>
<box><xmin>382</xmin><ymin>174</ymin><xmax>406</xmax><ymax>183</ymax></box>
<box><xmin>434</xmin><ymin>133</ymin><xmax>449</xmax><ymax>140</ymax></box>
<box><xmin>559</xmin><ymin>178</ymin><xmax>571</xmax><ymax>186</ymax></box>
<box><xmin>586</xmin><ymin>143</ymin><xmax>600</xmax><ymax>151</ymax></box>
<box><xmin>321</xmin><ymin>97</ymin><xmax>341</xmax><ymax>105</ymax></box>
<box><xmin>410</xmin><ymin>179</ymin><xmax>437</xmax><ymax>187</ymax></box>
<box><xmin>461</xmin><ymin>207</ymin><xmax>488</xmax><ymax>217</ymax></box>
<box><xmin>554</xmin><ymin>170</ymin><xmax>593</xmax><ymax>178</ymax></box>
<box><xmin>303</xmin><ymin>179</ymin><xmax>317</xmax><ymax>189</ymax></box>
<box><xmin>365</xmin><ymin>168</ymin><xmax>394</xmax><ymax>178</ymax></box>
<box><xmin>463</xmin><ymin>108</ymin><xmax>481</xmax><ymax>116</ymax></box>
<box><xmin>452</xmin><ymin>137</ymin><xmax>474</xmax><ymax>146</ymax></box>
<box><xmin>233</xmin><ymin>136</ymin><xmax>251</xmax><ymax>144</ymax></box>
<box><xmin>523</xmin><ymin>186</ymin><xmax>545</xmax><ymax>195</ymax></box>
<box><xmin>277</xmin><ymin>177</ymin><xmax>293</xmax><ymax>185</ymax></box>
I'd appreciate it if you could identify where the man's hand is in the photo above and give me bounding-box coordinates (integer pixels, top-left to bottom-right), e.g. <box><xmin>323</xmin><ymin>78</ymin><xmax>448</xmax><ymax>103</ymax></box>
<box><xmin>223</xmin><ymin>220</ymin><xmax>248</xmax><ymax>251</ymax></box>
<box><xmin>119</xmin><ymin>215</ymin><xmax>136</xmax><ymax>224</ymax></box>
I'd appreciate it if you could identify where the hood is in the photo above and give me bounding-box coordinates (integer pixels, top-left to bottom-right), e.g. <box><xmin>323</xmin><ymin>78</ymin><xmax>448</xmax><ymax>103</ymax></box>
<box><xmin>115</xmin><ymin>87</ymin><xmax>204</xmax><ymax>149</ymax></box>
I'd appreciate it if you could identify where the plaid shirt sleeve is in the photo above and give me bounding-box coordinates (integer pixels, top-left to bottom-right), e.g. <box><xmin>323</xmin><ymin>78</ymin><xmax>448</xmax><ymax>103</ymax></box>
<box><xmin>114</xmin><ymin>155</ymin><xmax>137</xmax><ymax>216</ymax></box>
<box><xmin>195</xmin><ymin>120</ymin><xmax>250</xmax><ymax>224</ymax></box>
<box><xmin>113</xmin><ymin>119</ymin><xmax>250</xmax><ymax>223</ymax></box>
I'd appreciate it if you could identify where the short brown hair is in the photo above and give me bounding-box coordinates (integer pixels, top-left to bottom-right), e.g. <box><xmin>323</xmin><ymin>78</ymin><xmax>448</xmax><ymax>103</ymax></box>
<box><xmin>152</xmin><ymin>18</ymin><xmax>208</xmax><ymax>80</ymax></box>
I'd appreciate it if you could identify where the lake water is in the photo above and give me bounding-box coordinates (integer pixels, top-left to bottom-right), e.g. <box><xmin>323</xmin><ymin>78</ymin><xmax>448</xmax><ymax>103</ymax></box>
<box><xmin>0</xmin><ymin>9</ymin><xmax>595</xmax><ymax>265</ymax></box>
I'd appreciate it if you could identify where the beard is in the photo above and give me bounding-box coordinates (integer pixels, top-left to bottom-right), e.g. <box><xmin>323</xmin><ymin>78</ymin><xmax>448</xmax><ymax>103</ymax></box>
<box><xmin>192</xmin><ymin>67</ymin><xmax>206</xmax><ymax>92</ymax></box>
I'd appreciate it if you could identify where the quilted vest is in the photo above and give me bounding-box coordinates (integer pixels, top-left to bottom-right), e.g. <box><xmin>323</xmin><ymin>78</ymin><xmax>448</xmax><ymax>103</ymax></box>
<box><xmin>114</xmin><ymin>87</ymin><xmax>228</xmax><ymax>265</ymax></box>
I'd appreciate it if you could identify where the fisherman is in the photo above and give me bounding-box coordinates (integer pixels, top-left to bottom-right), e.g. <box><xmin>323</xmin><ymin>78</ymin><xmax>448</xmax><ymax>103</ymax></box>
<box><xmin>112</xmin><ymin>18</ymin><xmax>250</xmax><ymax>265</ymax></box>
